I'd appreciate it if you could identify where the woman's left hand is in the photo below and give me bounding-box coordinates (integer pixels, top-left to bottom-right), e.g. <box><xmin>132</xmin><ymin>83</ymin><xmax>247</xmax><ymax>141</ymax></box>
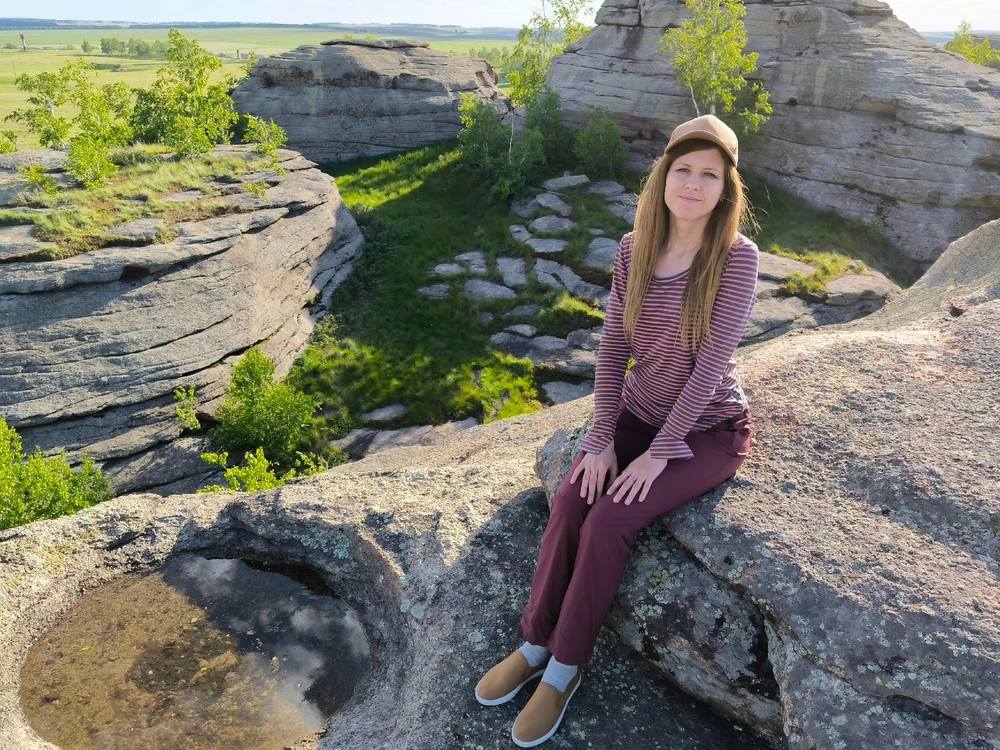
<box><xmin>607</xmin><ymin>451</ymin><xmax>669</xmax><ymax>505</ymax></box>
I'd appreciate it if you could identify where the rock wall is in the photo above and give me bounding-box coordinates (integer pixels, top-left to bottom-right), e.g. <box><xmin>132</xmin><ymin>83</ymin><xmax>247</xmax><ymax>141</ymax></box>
<box><xmin>0</xmin><ymin>147</ymin><xmax>363</xmax><ymax>495</ymax></box>
<box><xmin>547</xmin><ymin>0</ymin><xmax>1000</xmax><ymax>265</ymax></box>
<box><xmin>232</xmin><ymin>38</ymin><xmax>511</xmax><ymax>164</ymax></box>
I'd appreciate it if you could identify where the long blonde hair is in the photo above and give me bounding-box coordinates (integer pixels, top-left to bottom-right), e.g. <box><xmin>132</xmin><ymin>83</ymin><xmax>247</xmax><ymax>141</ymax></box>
<box><xmin>623</xmin><ymin>138</ymin><xmax>753</xmax><ymax>355</ymax></box>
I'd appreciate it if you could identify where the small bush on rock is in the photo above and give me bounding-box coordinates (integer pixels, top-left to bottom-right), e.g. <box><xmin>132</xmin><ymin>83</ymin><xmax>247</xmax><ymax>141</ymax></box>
<box><xmin>211</xmin><ymin>347</ymin><xmax>318</xmax><ymax>466</ymax></box>
<box><xmin>0</xmin><ymin>416</ymin><xmax>112</xmax><ymax>531</ymax></box>
<box><xmin>573</xmin><ymin>107</ymin><xmax>628</xmax><ymax>180</ymax></box>
<box><xmin>198</xmin><ymin>448</ymin><xmax>291</xmax><ymax>493</ymax></box>
<box><xmin>0</xmin><ymin>130</ymin><xmax>16</xmax><ymax>154</ymax></box>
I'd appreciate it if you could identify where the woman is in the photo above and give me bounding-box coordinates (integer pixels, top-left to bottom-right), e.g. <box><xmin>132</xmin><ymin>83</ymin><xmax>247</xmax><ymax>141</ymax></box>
<box><xmin>475</xmin><ymin>114</ymin><xmax>760</xmax><ymax>748</ymax></box>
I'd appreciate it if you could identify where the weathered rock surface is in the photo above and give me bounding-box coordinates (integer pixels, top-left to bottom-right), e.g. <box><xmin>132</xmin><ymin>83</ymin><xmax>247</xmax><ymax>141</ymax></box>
<box><xmin>534</xmin><ymin>218</ymin><xmax>1000</xmax><ymax>748</ymax></box>
<box><xmin>548</xmin><ymin>0</ymin><xmax>1000</xmax><ymax>264</ymax></box>
<box><xmin>0</xmin><ymin>149</ymin><xmax>363</xmax><ymax>496</ymax></box>
<box><xmin>0</xmin><ymin>410</ymin><xmax>778</xmax><ymax>750</ymax></box>
<box><xmin>232</xmin><ymin>39</ymin><xmax>510</xmax><ymax>163</ymax></box>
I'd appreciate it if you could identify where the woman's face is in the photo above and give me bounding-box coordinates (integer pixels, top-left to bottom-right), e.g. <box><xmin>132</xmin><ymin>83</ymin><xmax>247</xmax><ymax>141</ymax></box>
<box><xmin>663</xmin><ymin>147</ymin><xmax>727</xmax><ymax>223</ymax></box>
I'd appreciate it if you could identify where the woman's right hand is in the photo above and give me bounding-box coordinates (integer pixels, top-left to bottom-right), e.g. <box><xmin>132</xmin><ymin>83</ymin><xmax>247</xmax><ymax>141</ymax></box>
<box><xmin>570</xmin><ymin>441</ymin><xmax>619</xmax><ymax>505</ymax></box>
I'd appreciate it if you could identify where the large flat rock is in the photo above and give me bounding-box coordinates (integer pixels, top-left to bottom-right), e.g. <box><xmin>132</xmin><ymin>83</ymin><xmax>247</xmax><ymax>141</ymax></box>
<box><xmin>0</xmin><ymin>149</ymin><xmax>363</xmax><ymax>495</ymax></box>
<box><xmin>548</xmin><ymin>0</ymin><xmax>1000</xmax><ymax>263</ymax></box>
<box><xmin>232</xmin><ymin>39</ymin><xmax>511</xmax><ymax>163</ymax></box>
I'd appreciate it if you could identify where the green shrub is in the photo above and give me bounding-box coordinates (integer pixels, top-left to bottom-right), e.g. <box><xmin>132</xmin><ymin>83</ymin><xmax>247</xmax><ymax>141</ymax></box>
<box><xmin>67</xmin><ymin>135</ymin><xmax>119</xmax><ymax>189</ymax></box>
<box><xmin>457</xmin><ymin>92</ymin><xmax>545</xmax><ymax>199</ymax></box>
<box><xmin>0</xmin><ymin>417</ymin><xmax>112</xmax><ymax>531</ymax></box>
<box><xmin>573</xmin><ymin>107</ymin><xmax>628</xmax><ymax>180</ymax></box>
<box><xmin>0</xmin><ymin>130</ymin><xmax>16</xmax><ymax>154</ymax></box>
<box><xmin>211</xmin><ymin>347</ymin><xmax>318</xmax><ymax>465</ymax></box>
<box><xmin>244</xmin><ymin>115</ymin><xmax>287</xmax><ymax>160</ymax></box>
<box><xmin>173</xmin><ymin>385</ymin><xmax>201</xmax><ymax>431</ymax></box>
<box><xmin>16</xmin><ymin>163</ymin><xmax>59</xmax><ymax>194</ymax></box>
<box><xmin>524</xmin><ymin>86</ymin><xmax>577</xmax><ymax>169</ymax></box>
<box><xmin>198</xmin><ymin>448</ymin><xmax>290</xmax><ymax>493</ymax></box>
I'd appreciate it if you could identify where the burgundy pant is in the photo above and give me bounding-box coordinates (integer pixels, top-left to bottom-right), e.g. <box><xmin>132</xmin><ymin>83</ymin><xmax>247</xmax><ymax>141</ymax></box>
<box><xmin>519</xmin><ymin>404</ymin><xmax>752</xmax><ymax>665</ymax></box>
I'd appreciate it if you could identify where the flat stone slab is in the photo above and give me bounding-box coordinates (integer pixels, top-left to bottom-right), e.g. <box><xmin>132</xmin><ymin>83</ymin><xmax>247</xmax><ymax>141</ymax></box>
<box><xmin>170</xmin><ymin>208</ymin><xmax>289</xmax><ymax>245</ymax></box>
<box><xmin>607</xmin><ymin>203</ymin><xmax>636</xmax><ymax>225</ymax></box>
<box><xmin>0</xmin><ymin>150</ymin><xmax>68</xmax><ymax>171</ymax></box>
<box><xmin>510</xmin><ymin>197</ymin><xmax>542</xmax><ymax>219</ymax></box>
<box><xmin>584</xmin><ymin>237</ymin><xmax>620</xmax><ymax>270</ymax></box>
<box><xmin>504</xmin><ymin>324</ymin><xmax>538</xmax><ymax>337</ymax></box>
<box><xmin>755</xmin><ymin>278</ymin><xmax>782</xmax><ymax>299</ymax></box>
<box><xmin>589</xmin><ymin>228</ymin><xmax>605</xmax><ymax>236</ymax></box>
<box><xmin>0</xmin><ymin>224</ymin><xmax>57</xmax><ymax>262</ymax></box>
<box><xmin>587</xmin><ymin>180</ymin><xmax>626</xmax><ymax>197</ymax></box>
<box><xmin>431</xmin><ymin>263</ymin><xmax>465</xmax><ymax>277</ymax></box>
<box><xmin>528</xmin><ymin>215</ymin><xmax>578</xmax><ymax>234</ymax></box>
<box><xmin>757</xmin><ymin>251</ymin><xmax>816</xmax><ymax>282</ymax></box>
<box><xmin>743</xmin><ymin>296</ymin><xmax>816</xmax><ymax>342</ymax></box>
<box><xmin>455</xmin><ymin>250</ymin><xmax>487</xmax><ymax>274</ymax></box>
<box><xmin>496</xmin><ymin>257</ymin><xmax>526</xmax><ymax>288</ymax></box>
<box><xmin>509</xmin><ymin>224</ymin><xmax>532</xmax><ymax>242</ymax></box>
<box><xmin>505</xmin><ymin>304</ymin><xmax>540</xmax><ymax>318</ymax></box>
<box><xmin>160</xmin><ymin>189</ymin><xmax>204</xmax><ymax>203</ymax></box>
<box><xmin>464</xmin><ymin>279</ymin><xmax>516</xmax><ymax>300</ymax></box>
<box><xmin>542</xmin><ymin>380</ymin><xmax>595</xmax><ymax>403</ymax></box>
<box><xmin>474</xmin><ymin>311</ymin><xmax>494</xmax><ymax>325</ymax></box>
<box><xmin>107</xmin><ymin>218</ymin><xmax>166</xmax><ymax>242</ymax></box>
<box><xmin>534</xmin><ymin>258</ymin><xmax>610</xmax><ymax>306</ymax></box>
<box><xmin>606</xmin><ymin>191</ymin><xmax>640</xmax><ymax>206</ymax></box>
<box><xmin>824</xmin><ymin>272</ymin><xmax>899</xmax><ymax>305</ymax></box>
<box><xmin>490</xmin><ymin>331</ymin><xmax>597</xmax><ymax>376</ymax></box>
<box><xmin>535</xmin><ymin>192</ymin><xmax>573</xmax><ymax>217</ymax></box>
<box><xmin>418</xmin><ymin>284</ymin><xmax>451</xmax><ymax>299</ymax></box>
<box><xmin>566</xmin><ymin>326</ymin><xmax>603</xmax><ymax>351</ymax></box>
<box><xmin>362</xmin><ymin>403</ymin><xmax>409</xmax><ymax>422</ymax></box>
<box><xmin>542</xmin><ymin>174</ymin><xmax>589</xmax><ymax>191</ymax></box>
<box><xmin>526</xmin><ymin>238</ymin><xmax>567</xmax><ymax>254</ymax></box>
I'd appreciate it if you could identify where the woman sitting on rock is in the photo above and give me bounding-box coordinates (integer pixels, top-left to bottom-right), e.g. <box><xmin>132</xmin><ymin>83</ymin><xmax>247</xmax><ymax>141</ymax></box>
<box><xmin>475</xmin><ymin>114</ymin><xmax>761</xmax><ymax>747</ymax></box>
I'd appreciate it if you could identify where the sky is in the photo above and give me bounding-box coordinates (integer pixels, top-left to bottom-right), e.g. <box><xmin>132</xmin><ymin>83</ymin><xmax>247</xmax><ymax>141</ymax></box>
<box><xmin>5</xmin><ymin>0</ymin><xmax>998</xmax><ymax>32</ymax></box>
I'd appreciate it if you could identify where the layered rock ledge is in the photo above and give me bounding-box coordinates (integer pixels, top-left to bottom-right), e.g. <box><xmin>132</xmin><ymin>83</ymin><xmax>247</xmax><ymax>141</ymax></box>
<box><xmin>233</xmin><ymin>38</ymin><xmax>511</xmax><ymax>163</ymax></box>
<box><xmin>547</xmin><ymin>0</ymin><xmax>1000</xmax><ymax>265</ymax></box>
<box><xmin>0</xmin><ymin>147</ymin><xmax>363</xmax><ymax>495</ymax></box>
<box><xmin>2</xmin><ymin>219</ymin><xmax>997</xmax><ymax>748</ymax></box>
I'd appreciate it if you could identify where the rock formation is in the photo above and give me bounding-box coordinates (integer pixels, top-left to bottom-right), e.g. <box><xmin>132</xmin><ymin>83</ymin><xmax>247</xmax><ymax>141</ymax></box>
<box><xmin>2</xmin><ymin>218</ymin><xmax>997</xmax><ymax>748</ymax></box>
<box><xmin>547</xmin><ymin>0</ymin><xmax>1000</xmax><ymax>265</ymax></box>
<box><xmin>232</xmin><ymin>38</ymin><xmax>511</xmax><ymax>164</ymax></box>
<box><xmin>0</xmin><ymin>147</ymin><xmax>363</xmax><ymax>495</ymax></box>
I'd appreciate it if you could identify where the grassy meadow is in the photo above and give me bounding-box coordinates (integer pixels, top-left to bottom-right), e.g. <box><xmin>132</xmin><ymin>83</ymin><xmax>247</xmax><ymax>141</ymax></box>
<box><xmin>0</xmin><ymin>28</ymin><xmax>512</xmax><ymax>147</ymax></box>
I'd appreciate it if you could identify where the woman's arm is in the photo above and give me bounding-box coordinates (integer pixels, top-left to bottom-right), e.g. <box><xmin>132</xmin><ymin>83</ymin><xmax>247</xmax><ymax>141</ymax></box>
<box><xmin>648</xmin><ymin>239</ymin><xmax>760</xmax><ymax>460</ymax></box>
<box><xmin>580</xmin><ymin>233</ymin><xmax>634</xmax><ymax>454</ymax></box>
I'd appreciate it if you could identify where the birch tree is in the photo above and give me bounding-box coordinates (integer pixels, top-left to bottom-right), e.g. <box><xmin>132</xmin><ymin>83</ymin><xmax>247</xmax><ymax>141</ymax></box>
<box><xmin>660</xmin><ymin>0</ymin><xmax>771</xmax><ymax>138</ymax></box>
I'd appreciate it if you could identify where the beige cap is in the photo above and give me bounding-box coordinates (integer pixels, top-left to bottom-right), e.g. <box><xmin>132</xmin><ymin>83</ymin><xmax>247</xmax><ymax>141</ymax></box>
<box><xmin>665</xmin><ymin>114</ymin><xmax>739</xmax><ymax>167</ymax></box>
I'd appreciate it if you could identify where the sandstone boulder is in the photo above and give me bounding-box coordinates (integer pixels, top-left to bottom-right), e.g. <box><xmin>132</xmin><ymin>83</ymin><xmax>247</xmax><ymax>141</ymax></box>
<box><xmin>0</xmin><ymin>148</ymin><xmax>363</xmax><ymax>496</ymax></box>
<box><xmin>547</xmin><ymin>0</ymin><xmax>1000</xmax><ymax>264</ymax></box>
<box><xmin>232</xmin><ymin>39</ymin><xmax>510</xmax><ymax>163</ymax></box>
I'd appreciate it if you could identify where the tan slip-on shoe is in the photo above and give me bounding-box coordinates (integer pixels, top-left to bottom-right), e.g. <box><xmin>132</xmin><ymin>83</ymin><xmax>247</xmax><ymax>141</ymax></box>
<box><xmin>511</xmin><ymin>671</ymin><xmax>582</xmax><ymax>747</ymax></box>
<box><xmin>475</xmin><ymin>650</ymin><xmax>546</xmax><ymax>706</ymax></box>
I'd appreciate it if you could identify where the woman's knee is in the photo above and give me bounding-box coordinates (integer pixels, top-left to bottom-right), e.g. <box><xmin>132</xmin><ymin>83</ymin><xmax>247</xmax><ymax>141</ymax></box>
<box><xmin>550</xmin><ymin>477</ymin><xmax>587</xmax><ymax>524</ymax></box>
<box><xmin>579</xmin><ymin>503</ymin><xmax>635</xmax><ymax>549</ymax></box>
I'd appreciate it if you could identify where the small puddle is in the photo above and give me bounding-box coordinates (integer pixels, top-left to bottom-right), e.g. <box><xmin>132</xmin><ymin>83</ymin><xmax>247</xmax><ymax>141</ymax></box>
<box><xmin>20</xmin><ymin>554</ymin><xmax>371</xmax><ymax>750</ymax></box>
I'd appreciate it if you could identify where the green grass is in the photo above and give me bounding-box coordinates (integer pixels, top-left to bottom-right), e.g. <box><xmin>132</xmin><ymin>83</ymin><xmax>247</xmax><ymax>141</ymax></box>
<box><xmin>745</xmin><ymin>173</ymin><xmax>924</xmax><ymax>289</ymax></box>
<box><xmin>286</xmin><ymin>143</ymin><xmax>921</xmax><ymax>442</ymax></box>
<box><xmin>287</xmin><ymin>141</ymin><xmax>610</xmax><ymax>440</ymax></box>
<box><xmin>1</xmin><ymin>148</ymin><xmax>274</xmax><ymax>258</ymax></box>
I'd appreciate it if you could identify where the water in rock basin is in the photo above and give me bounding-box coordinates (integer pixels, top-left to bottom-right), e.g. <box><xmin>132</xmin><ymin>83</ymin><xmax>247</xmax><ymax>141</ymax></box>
<box><xmin>20</xmin><ymin>554</ymin><xmax>371</xmax><ymax>750</ymax></box>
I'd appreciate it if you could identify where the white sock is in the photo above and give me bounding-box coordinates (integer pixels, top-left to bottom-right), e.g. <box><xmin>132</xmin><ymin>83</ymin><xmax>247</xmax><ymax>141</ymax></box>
<box><xmin>541</xmin><ymin>656</ymin><xmax>578</xmax><ymax>691</ymax></box>
<box><xmin>518</xmin><ymin>641</ymin><xmax>550</xmax><ymax>668</ymax></box>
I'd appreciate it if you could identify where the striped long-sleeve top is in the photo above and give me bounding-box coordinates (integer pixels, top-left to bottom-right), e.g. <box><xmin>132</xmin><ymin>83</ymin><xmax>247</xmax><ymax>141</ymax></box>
<box><xmin>579</xmin><ymin>230</ymin><xmax>760</xmax><ymax>461</ymax></box>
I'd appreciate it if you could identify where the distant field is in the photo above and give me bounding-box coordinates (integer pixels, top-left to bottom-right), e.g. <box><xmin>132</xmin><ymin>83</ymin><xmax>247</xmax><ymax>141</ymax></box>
<box><xmin>0</xmin><ymin>29</ymin><xmax>512</xmax><ymax>147</ymax></box>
